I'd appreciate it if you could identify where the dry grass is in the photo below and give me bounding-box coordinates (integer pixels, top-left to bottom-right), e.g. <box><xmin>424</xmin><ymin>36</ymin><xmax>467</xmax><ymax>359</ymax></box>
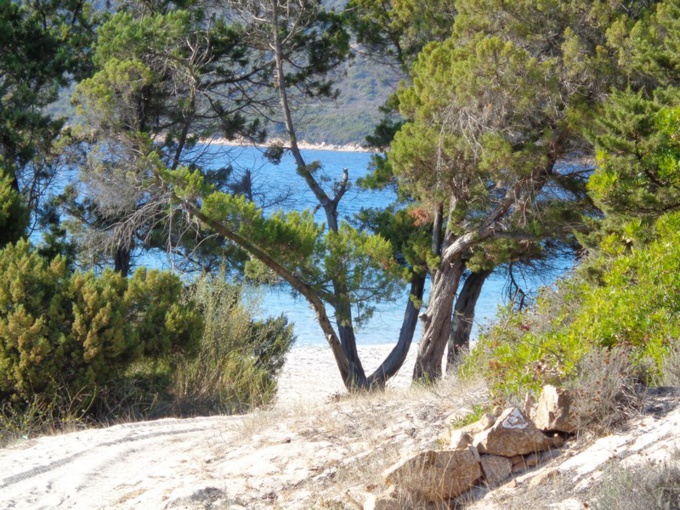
<box><xmin>463</xmin><ymin>470</ymin><xmax>576</xmax><ymax>510</ymax></box>
<box><xmin>0</xmin><ymin>392</ymin><xmax>96</xmax><ymax>447</ymax></box>
<box><xmin>589</xmin><ymin>451</ymin><xmax>680</xmax><ymax>510</ymax></box>
<box><xmin>327</xmin><ymin>376</ymin><xmax>487</xmax><ymax>508</ymax></box>
<box><xmin>566</xmin><ymin>346</ymin><xmax>645</xmax><ymax>435</ymax></box>
<box><xmin>662</xmin><ymin>341</ymin><xmax>680</xmax><ymax>387</ymax></box>
<box><xmin>463</xmin><ymin>451</ymin><xmax>680</xmax><ymax>510</ymax></box>
<box><xmin>232</xmin><ymin>373</ymin><xmax>488</xmax><ymax>507</ymax></box>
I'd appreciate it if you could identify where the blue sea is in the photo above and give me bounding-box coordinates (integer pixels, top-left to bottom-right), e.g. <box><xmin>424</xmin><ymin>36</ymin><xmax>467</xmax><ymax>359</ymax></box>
<box><xmin>50</xmin><ymin>144</ymin><xmax>568</xmax><ymax>347</ymax></box>
<box><xmin>195</xmin><ymin>145</ymin><xmax>567</xmax><ymax>347</ymax></box>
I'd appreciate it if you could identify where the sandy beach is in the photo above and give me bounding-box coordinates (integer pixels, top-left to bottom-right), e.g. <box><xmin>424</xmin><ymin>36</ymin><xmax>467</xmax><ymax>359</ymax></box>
<box><xmin>276</xmin><ymin>343</ymin><xmax>423</xmax><ymax>405</ymax></box>
<box><xmin>201</xmin><ymin>135</ymin><xmax>376</xmax><ymax>153</ymax></box>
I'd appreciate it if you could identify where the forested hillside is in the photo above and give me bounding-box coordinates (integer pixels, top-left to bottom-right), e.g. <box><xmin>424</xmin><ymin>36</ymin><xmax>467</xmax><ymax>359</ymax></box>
<box><xmin>264</xmin><ymin>54</ymin><xmax>400</xmax><ymax>145</ymax></box>
<box><xmin>46</xmin><ymin>0</ymin><xmax>400</xmax><ymax>146</ymax></box>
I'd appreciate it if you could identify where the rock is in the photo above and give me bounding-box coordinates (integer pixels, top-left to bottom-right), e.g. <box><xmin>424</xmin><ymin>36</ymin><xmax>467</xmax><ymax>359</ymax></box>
<box><xmin>476</xmin><ymin>413</ymin><xmax>498</xmax><ymax>431</ymax></box>
<box><xmin>509</xmin><ymin>455</ymin><xmax>525</xmax><ymax>474</ymax></box>
<box><xmin>473</xmin><ymin>407</ymin><xmax>551</xmax><ymax>457</ymax></box>
<box><xmin>524</xmin><ymin>392</ymin><xmax>537</xmax><ymax>417</ymax></box>
<box><xmin>509</xmin><ymin>454</ymin><xmax>524</xmax><ymax>465</ymax></box>
<box><xmin>541</xmin><ymin>448</ymin><xmax>563</xmax><ymax>462</ymax></box>
<box><xmin>479</xmin><ymin>455</ymin><xmax>512</xmax><ymax>486</ymax></box>
<box><xmin>548</xmin><ymin>433</ymin><xmax>566</xmax><ymax>449</ymax></box>
<box><xmin>384</xmin><ymin>447</ymin><xmax>482</xmax><ymax>501</ymax></box>
<box><xmin>442</xmin><ymin>413</ymin><xmax>496</xmax><ymax>449</ymax></box>
<box><xmin>363</xmin><ymin>486</ymin><xmax>399</xmax><ymax>510</ymax></box>
<box><xmin>510</xmin><ymin>447</ymin><xmax>563</xmax><ymax>474</ymax></box>
<box><xmin>532</xmin><ymin>385</ymin><xmax>577</xmax><ymax>433</ymax></box>
<box><xmin>525</xmin><ymin>452</ymin><xmax>542</xmax><ymax>468</ymax></box>
<box><xmin>527</xmin><ymin>467</ymin><xmax>560</xmax><ymax>487</ymax></box>
<box><xmin>449</xmin><ymin>431</ymin><xmax>474</xmax><ymax>449</ymax></box>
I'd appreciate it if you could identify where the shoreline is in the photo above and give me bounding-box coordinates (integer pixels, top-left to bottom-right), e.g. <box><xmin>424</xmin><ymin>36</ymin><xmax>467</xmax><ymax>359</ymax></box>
<box><xmin>203</xmin><ymin>135</ymin><xmax>377</xmax><ymax>153</ymax></box>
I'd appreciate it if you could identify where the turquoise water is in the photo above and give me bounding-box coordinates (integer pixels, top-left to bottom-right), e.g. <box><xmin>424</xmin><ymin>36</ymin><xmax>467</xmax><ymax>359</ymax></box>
<box><xmin>260</xmin><ymin>263</ymin><xmax>560</xmax><ymax>347</ymax></box>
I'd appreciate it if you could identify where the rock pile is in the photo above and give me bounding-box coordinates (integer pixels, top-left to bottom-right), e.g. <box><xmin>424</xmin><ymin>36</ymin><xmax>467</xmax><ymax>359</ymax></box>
<box><xmin>367</xmin><ymin>385</ymin><xmax>576</xmax><ymax>508</ymax></box>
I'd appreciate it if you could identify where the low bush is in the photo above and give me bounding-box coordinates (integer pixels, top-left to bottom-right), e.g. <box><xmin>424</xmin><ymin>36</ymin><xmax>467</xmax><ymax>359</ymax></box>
<box><xmin>462</xmin><ymin>212</ymin><xmax>680</xmax><ymax>407</ymax></box>
<box><xmin>170</xmin><ymin>273</ymin><xmax>295</xmax><ymax>415</ymax></box>
<box><xmin>459</xmin><ymin>278</ymin><xmax>590</xmax><ymax>403</ymax></box>
<box><xmin>0</xmin><ymin>241</ymin><xmax>201</xmax><ymax>410</ymax></box>
<box><xmin>0</xmin><ymin>243</ymin><xmax>202</xmax><ymax>442</ymax></box>
<box><xmin>0</xmin><ymin>247</ymin><xmax>296</xmax><ymax>442</ymax></box>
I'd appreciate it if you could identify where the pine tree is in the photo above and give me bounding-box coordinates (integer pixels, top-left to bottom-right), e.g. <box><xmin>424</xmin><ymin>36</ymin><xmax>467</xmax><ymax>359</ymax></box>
<box><xmin>390</xmin><ymin>0</ymin><xmax>643</xmax><ymax>382</ymax></box>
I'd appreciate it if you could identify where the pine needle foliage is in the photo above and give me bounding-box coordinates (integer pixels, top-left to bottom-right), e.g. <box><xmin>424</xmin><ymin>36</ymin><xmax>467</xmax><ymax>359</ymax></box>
<box><xmin>0</xmin><ymin>241</ymin><xmax>201</xmax><ymax>416</ymax></box>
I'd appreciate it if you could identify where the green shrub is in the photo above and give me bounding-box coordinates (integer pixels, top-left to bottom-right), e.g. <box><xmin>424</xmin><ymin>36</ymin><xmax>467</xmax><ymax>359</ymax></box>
<box><xmin>463</xmin><ymin>212</ymin><xmax>680</xmax><ymax>403</ymax></box>
<box><xmin>170</xmin><ymin>273</ymin><xmax>295</xmax><ymax>415</ymax></box>
<box><xmin>0</xmin><ymin>243</ymin><xmax>295</xmax><ymax>439</ymax></box>
<box><xmin>460</xmin><ymin>279</ymin><xmax>590</xmax><ymax>402</ymax></box>
<box><xmin>0</xmin><ymin>240</ymin><xmax>201</xmax><ymax>411</ymax></box>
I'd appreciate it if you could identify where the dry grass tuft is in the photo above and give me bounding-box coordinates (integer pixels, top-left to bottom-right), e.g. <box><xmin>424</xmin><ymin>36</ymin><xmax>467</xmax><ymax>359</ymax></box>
<box><xmin>566</xmin><ymin>346</ymin><xmax>645</xmax><ymax>435</ymax></box>
<box><xmin>589</xmin><ymin>451</ymin><xmax>680</xmax><ymax>510</ymax></box>
<box><xmin>0</xmin><ymin>391</ymin><xmax>95</xmax><ymax>447</ymax></box>
<box><xmin>662</xmin><ymin>341</ymin><xmax>680</xmax><ymax>387</ymax></box>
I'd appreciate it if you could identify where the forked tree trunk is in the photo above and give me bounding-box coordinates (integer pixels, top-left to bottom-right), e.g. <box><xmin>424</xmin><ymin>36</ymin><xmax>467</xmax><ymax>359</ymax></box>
<box><xmin>336</xmin><ymin>310</ymin><xmax>368</xmax><ymax>388</ymax></box>
<box><xmin>270</xmin><ymin>11</ymin><xmax>370</xmax><ymax>389</ymax></box>
<box><xmin>221</xmin><ymin>0</ymin><xmax>426</xmax><ymax>392</ymax></box>
<box><xmin>413</xmin><ymin>207</ymin><xmax>504</xmax><ymax>383</ymax></box>
<box><xmin>367</xmin><ymin>272</ymin><xmax>426</xmax><ymax>387</ymax></box>
<box><xmin>446</xmin><ymin>269</ymin><xmax>491</xmax><ymax>371</ymax></box>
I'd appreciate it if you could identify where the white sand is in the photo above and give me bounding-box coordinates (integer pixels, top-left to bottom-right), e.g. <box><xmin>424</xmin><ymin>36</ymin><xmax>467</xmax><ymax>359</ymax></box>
<box><xmin>276</xmin><ymin>343</ymin><xmax>421</xmax><ymax>405</ymax></box>
<box><xmin>3</xmin><ymin>342</ymin><xmax>677</xmax><ymax>510</ymax></box>
<box><xmin>0</xmin><ymin>343</ymin><xmax>422</xmax><ymax>510</ymax></box>
<box><xmin>202</xmin><ymin>136</ymin><xmax>376</xmax><ymax>153</ymax></box>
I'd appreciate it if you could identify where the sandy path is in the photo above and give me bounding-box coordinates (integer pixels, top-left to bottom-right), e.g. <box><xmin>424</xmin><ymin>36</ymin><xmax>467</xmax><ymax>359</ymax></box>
<box><xmin>0</xmin><ymin>415</ymin><xmax>247</xmax><ymax>509</ymax></box>
<box><xmin>2</xmin><ymin>342</ymin><xmax>679</xmax><ymax>510</ymax></box>
<box><xmin>0</xmin><ymin>344</ymin><xmax>420</xmax><ymax>509</ymax></box>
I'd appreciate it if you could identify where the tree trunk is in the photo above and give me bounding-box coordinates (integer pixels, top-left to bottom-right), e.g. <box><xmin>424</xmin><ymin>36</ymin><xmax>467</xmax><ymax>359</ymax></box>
<box><xmin>432</xmin><ymin>202</ymin><xmax>443</xmax><ymax>256</ymax></box>
<box><xmin>336</xmin><ymin>309</ymin><xmax>368</xmax><ymax>388</ymax></box>
<box><xmin>446</xmin><ymin>269</ymin><xmax>491</xmax><ymax>370</ymax></box>
<box><xmin>413</xmin><ymin>254</ymin><xmax>466</xmax><ymax>382</ymax></box>
<box><xmin>114</xmin><ymin>244</ymin><xmax>132</xmax><ymax>277</ymax></box>
<box><xmin>367</xmin><ymin>272</ymin><xmax>426</xmax><ymax>387</ymax></box>
<box><xmin>412</xmin><ymin>163</ymin><xmax>552</xmax><ymax>384</ymax></box>
<box><xmin>270</xmin><ymin>11</ymin><xmax>368</xmax><ymax>389</ymax></box>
